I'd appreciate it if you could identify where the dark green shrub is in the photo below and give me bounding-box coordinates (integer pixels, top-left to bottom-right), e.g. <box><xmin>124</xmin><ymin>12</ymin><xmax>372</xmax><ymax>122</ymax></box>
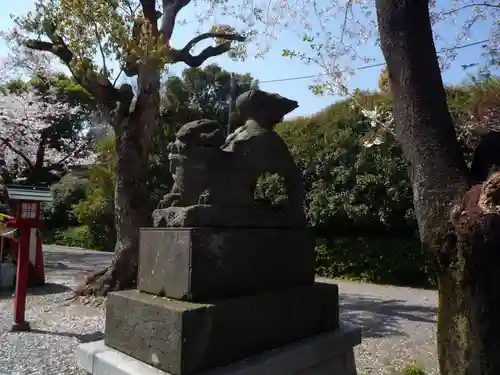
<box><xmin>315</xmin><ymin>236</ymin><xmax>436</xmax><ymax>288</ymax></box>
<box><xmin>398</xmin><ymin>365</ymin><xmax>427</xmax><ymax>375</ymax></box>
<box><xmin>72</xmin><ymin>136</ymin><xmax>116</xmax><ymax>252</ymax></box>
<box><xmin>41</xmin><ymin>175</ymin><xmax>88</xmax><ymax>230</ymax></box>
<box><xmin>54</xmin><ymin>226</ymin><xmax>91</xmax><ymax>249</ymax></box>
<box><xmin>274</xmin><ymin>94</ymin><xmax>415</xmax><ymax>235</ymax></box>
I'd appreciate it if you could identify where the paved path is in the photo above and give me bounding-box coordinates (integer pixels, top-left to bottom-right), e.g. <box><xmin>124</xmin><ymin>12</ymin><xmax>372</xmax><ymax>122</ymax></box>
<box><xmin>0</xmin><ymin>246</ymin><xmax>438</xmax><ymax>375</ymax></box>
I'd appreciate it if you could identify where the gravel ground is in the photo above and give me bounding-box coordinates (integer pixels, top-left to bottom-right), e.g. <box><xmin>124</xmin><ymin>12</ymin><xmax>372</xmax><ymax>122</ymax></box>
<box><xmin>324</xmin><ymin>278</ymin><xmax>438</xmax><ymax>375</ymax></box>
<box><xmin>0</xmin><ymin>246</ymin><xmax>438</xmax><ymax>375</ymax></box>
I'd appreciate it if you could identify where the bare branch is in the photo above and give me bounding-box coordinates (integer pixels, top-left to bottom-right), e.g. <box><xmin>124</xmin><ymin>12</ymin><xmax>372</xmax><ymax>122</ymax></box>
<box><xmin>91</xmin><ymin>19</ymin><xmax>109</xmax><ymax>78</ymax></box>
<box><xmin>161</xmin><ymin>0</ymin><xmax>191</xmax><ymax>43</ymax></box>
<box><xmin>50</xmin><ymin>138</ymin><xmax>92</xmax><ymax>168</ymax></box>
<box><xmin>112</xmin><ymin>68</ymin><xmax>124</xmax><ymax>87</ymax></box>
<box><xmin>25</xmin><ymin>36</ymin><xmax>121</xmax><ymax>110</ymax></box>
<box><xmin>0</xmin><ymin>137</ymin><xmax>34</xmax><ymax>168</ymax></box>
<box><xmin>24</xmin><ymin>39</ymin><xmax>73</xmax><ymax>65</ymax></box>
<box><xmin>440</xmin><ymin>2</ymin><xmax>500</xmax><ymax>16</ymax></box>
<box><xmin>182</xmin><ymin>32</ymin><xmax>246</xmax><ymax>53</ymax></box>
<box><xmin>339</xmin><ymin>1</ymin><xmax>353</xmax><ymax>47</ymax></box>
<box><xmin>169</xmin><ymin>32</ymin><xmax>246</xmax><ymax>67</ymax></box>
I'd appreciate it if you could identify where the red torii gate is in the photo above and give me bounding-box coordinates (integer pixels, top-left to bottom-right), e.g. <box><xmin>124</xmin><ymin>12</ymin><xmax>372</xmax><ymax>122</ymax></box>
<box><xmin>4</xmin><ymin>184</ymin><xmax>53</xmax><ymax>331</ymax></box>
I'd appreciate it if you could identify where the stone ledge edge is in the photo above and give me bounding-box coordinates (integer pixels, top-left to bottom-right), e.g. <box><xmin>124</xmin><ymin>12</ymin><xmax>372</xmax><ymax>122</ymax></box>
<box><xmin>77</xmin><ymin>324</ymin><xmax>361</xmax><ymax>375</ymax></box>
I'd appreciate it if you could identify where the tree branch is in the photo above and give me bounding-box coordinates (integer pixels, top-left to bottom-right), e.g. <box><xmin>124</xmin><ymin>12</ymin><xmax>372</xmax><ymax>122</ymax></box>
<box><xmin>140</xmin><ymin>0</ymin><xmax>160</xmax><ymax>25</ymax></box>
<box><xmin>0</xmin><ymin>137</ymin><xmax>34</xmax><ymax>168</ymax></box>
<box><xmin>115</xmin><ymin>84</ymin><xmax>135</xmax><ymax>130</ymax></box>
<box><xmin>161</xmin><ymin>0</ymin><xmax>191</xmax><ymax>43</ymax></box>
<box><xmin>33</xmin><ymin>129</ymin><xmax>48</xmax><ymax>171</ymax></box>
<box><xmin>24</xmin><ymin>35</ymin><xmax>121</xmax><ymax>111</ymax></box>
<box><xmin>169</xmin><ymin>32</ymin><xmax>246</xmax><ymax>67</ymax></box>
<box><xmin>91</xmin><ymin>19</ymin><xmax>109</xmax><ymax>78</ymax></box>
<box><xmin>439</xmin><ymin>2</ymin><xmax>500</xmax><ymax>16</ymax></box>
<box><xmin>50</xmin><ymin>138</ymin><xmax>92</xmax><ymax>168</ymax></box>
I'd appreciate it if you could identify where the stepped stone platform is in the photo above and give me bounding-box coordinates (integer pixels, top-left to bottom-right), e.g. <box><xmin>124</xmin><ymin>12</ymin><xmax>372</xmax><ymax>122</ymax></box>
<box><xmin>77</xmin><ymin>324</ymin><xmax>361</xmax><ymax>375</ymax></box>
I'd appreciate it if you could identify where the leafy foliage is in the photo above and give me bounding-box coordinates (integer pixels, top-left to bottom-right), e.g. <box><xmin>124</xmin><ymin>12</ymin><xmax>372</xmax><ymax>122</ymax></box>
<box><xmin>259</xmin><ymin>79</ymin><xmax>499</xmax><ymax>287</ymax></box>
<box><xmin>69</xmin><ymin>65</ymin><xmax>257</xmax><ymax>250</ymax></box>
<box><xmin>72</xmin><ymin>136</ymin><xmax>116</xmax><ymax>251</ymax></box>
<box><xmin>41</xmin><ymin>174</ymin><xmax>88</xmax><ymax>229</ymax></box>
<box><xmin>397</xmin><ymin>365</ymin><xmax>427</xmax><ymax>375</ymax></box>
<box><xmin>274</xmin><ymin>92</ymin><xmax>414</xmax><ymax>235</ymax></box>
<box><xmin>315</xmin><ymin>237</ymin><xmax>435</xmax><ymax>287</ymax></box>
<box><xmin>54</xmin><ymin>225</ymin><xmax>91</xmax><ymax>249</ymax></box>
<box><xmin>284</xmin><ymin>79</ymin><xmax>499</xmax><ymax>235</ymax></box>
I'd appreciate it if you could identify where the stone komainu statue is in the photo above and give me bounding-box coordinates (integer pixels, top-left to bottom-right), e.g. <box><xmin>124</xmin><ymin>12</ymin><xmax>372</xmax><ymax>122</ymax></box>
<box><xmin>153</xmin><ymin>89</ymin><xmax>306</xmax><ymax>229</ymax></box>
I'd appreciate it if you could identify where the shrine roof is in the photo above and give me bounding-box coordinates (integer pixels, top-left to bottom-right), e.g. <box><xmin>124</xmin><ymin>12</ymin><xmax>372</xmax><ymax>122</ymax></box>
<box><xmin>4</xmin><ymin>185</ymin><xmax>53</xmax><ymax>202</ymax></box>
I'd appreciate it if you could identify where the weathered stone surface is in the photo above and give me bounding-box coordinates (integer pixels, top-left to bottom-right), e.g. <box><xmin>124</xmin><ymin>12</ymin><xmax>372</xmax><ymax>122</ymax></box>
<box><xmin>105</xmin><ymin>282</ymin><xmax>339</xmax><ymax>375</ymax></box>
<box><xmin>137</xmin><ymin>227</ymin><xmax>315</xmax><ymax>301</ymax></box>
<box><xmin>78</xmin><ymin>325</ymin><xmax>360</xmax><ymax>375</ymax></box>
<box><xmin>156</xmin><ymin>90</ymin><xmax>305</xmax><ymax>229</ymax></box>
<box><xmin>152</xmin><ymin>205</ymin><xmax>306</xmax><ymax>229</ymax></box>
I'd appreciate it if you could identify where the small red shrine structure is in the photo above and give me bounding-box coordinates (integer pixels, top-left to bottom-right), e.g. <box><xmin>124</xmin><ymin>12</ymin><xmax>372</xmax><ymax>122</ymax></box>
<box><xmin>4</xmin><ymin>184</ymin><xmax>52</xmax><ymax>331</ymax></box>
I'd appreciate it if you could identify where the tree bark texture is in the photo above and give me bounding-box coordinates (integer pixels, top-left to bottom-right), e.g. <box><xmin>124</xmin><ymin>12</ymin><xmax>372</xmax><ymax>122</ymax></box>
<box><xmin>79</xmin><ymin>119</ymin><xmax>152</xmax><ymax>295</ymax></box>
<box><xmin>375</xmin><ymin>0</ymin><xmax>469</xmax><ymax>242</ymax></box>
<box><xmin>79</xmin><ymin>66</ymin><xmax>160</xmax><ymax>295</ymax></box>
<box><xmin>376</xmin><ymin>0</ymin><xmax>500</xmax><ymax>374</ymax></box>
<box><xmin>441</xmin><ymin>179</ymin><xmax>500</xmax><ymax>375</ymax></box>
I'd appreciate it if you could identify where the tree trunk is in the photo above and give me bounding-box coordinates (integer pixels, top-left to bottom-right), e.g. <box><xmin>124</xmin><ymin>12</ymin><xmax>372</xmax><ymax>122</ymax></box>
<box><xmin>77</xmin><ymin>112</ymin><xmax>154</xmax><ymax>295</ymax></box>
<box><xmin>74</xmin><ymin>62</ymin><xmax>159</xmax><ymax>296</ymax></box>
<box><xmin>375</xmin><ymin>0</ymin><xmax>469</xmax><ymax>240</ymax></box>
<box><xmin>376</xmin><ymin>0</ymin><xmax>500</xmax><ymax>374</ymax></box>
<box><xmin>441</xmin><ymin>180</ymin><xmax>500</xmax><ymax>375</ymax></box>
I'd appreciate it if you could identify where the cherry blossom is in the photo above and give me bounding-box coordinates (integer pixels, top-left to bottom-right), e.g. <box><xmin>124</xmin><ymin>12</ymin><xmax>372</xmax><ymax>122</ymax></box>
<box><xmin>0</xmin><ymin>86</ymin><xmax>91</xmax><ymax>183</ymax></box>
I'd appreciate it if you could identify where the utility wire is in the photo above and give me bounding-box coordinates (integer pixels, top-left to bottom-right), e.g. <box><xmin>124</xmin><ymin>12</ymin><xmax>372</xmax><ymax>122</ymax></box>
<box><xmin>259</xmin><ymin>39</ymin><xmax>491</xmax><ymax>84</ymax></box>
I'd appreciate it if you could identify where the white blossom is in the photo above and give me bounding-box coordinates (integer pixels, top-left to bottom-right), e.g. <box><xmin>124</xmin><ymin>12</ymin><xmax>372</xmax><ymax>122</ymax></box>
<box><xmin>363</xmin><ymin>136</ymin><xmax>383</xmax><ymax>148</ymax></box>
<box><xmin>359</xmin><ymin>104</ymin><xmax>395</xmax><ymax>148</ymax></box>
<box><xmin>0</xmin><ymin>86</ymin><xmax>91</xmax><ymax>182</ymax></box>
<box><xmin>196</xmin><ymin>0</ymin><xmax>498</xmax><ymax>97</ymax></box>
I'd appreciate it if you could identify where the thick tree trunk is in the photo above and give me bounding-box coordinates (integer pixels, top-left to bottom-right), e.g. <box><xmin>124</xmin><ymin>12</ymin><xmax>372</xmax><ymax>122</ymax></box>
<box><xmin>441</xmin><ymin>179</ymin><xmax>500</xmax><ymax>375</ymax></box>
<box><xmin>77</xmin><ymin>113</ymin><xmax>154</xmax><ymax>295</ymax></box>
<box><xmin>375</xmin><ymin>0</ymin><xmax>469</xmax><ymax>241</ymax></box>
<box><xmin>75</xmin><ymin>63</ymin><xmax>159</xmax><ymax>296</ymax></box>
<box><xmin>375</xmin><ymin>1</ymin><xmax>500</xmax><ymax>374</ymax></box>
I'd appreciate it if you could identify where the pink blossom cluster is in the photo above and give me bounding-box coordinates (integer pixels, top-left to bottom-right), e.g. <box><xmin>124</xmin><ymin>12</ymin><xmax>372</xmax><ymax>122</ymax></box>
<box><xmin>0</xmin><ymin>87</ymin><xmax>90</xmax><ymax>179</ymax></box>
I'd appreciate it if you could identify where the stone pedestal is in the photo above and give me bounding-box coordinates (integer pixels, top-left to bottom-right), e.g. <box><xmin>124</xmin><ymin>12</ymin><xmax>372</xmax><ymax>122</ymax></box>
<box><xmin>105</xmin><ymin>283</ymin><xmax>339</xmax><ymax>375</ymax></box>
<box><xmin>77</xmin><ymin>227</ymin><xmax>361</xmax><ymax>375</ymax></box>
<box><xmin>77</xmin><ymin>324</ymin><xmax>361</xmax><ymax>375</ymax></box>
<box><xmin>138</xmin><ymin>228</ymin><xmax>315</xmax><ymax>301</ymax></box>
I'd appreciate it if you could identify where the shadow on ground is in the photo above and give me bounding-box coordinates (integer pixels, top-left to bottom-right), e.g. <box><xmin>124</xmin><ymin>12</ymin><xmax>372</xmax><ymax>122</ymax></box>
<box><xmin>44</xmin><ymin>250</ymin><xmax>113</xmax><ymax>283</ymax></box>
<box><xmin>340</xmin><ymin>293</ymin><xmax>436</xmax><ymax>338</ymax></box>
<box><xmin>7</xmin><ymin>328</ymin><xmax>104</xmax><ymax>343</ymax></box>
<box><xmin>44</xmin><ymin>251</ymin><xmax>112</xmax><ymax>272</ymax></box>
<box><xmin>0</xmin><ymin>282</ymin><xmax>73</xmax><ymax>300</ymax></box>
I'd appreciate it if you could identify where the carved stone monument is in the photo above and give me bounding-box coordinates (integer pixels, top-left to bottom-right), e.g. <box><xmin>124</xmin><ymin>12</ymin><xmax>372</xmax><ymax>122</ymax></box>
<box><xmin>76</xmin><ymin>90</ymin><xmax>361</xmax><ymax>375</ymax></box>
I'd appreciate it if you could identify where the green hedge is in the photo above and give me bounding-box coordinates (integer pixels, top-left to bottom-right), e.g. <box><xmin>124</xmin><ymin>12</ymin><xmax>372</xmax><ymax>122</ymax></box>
<box><xmin>53</xmin><ymin>226</ymin><xmax>91</xmax><ymax>249</ymax></box>
<box><xmin>315</xmin><ymin>236</ymin><xmax>436</xmax><ymax>288</ymax></box>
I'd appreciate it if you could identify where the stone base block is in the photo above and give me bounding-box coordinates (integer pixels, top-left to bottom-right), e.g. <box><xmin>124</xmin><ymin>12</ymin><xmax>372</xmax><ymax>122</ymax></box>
<box><xmin>138</xmin><ymin>227</ymin><xmax>315</xmax><ymax>301</ymax></box>
<box><xmin>78</xmin><ymin>324</ymin><xmax>361</xmax><ymax>375</ymax></box>
<box><xmin>105</xmin><ymin>282</ymin><xmax>339</xmax><ymax>375</ymax></box>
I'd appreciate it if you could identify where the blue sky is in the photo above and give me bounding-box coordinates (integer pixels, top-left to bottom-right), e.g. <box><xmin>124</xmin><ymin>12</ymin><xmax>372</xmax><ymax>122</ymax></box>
<box><xmin>0</xmin><ymin>0</ymin><xmax>496</xmax><ymax>117</ymax></box>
